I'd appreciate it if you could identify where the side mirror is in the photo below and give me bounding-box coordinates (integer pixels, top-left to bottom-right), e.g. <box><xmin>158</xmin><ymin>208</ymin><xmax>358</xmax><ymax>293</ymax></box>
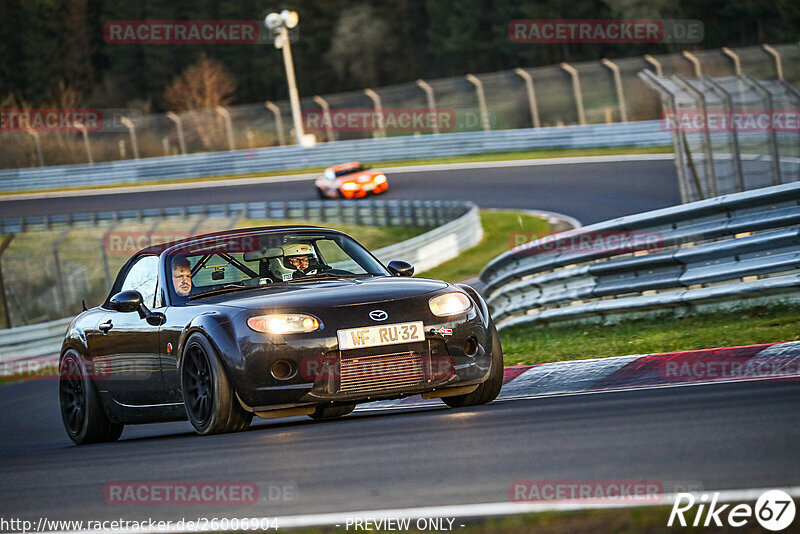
<box><xmin>109</xmin><ymin>290</ymin><xmax>165</xmax><ymax>326</ymax></box>
<box><xmin>109</xmin><ymin>290</ymin><xmax>143</xmax><ymax>313</ymax></box>
<box><xmin>387</xmin><ymin>260</ymin><xmax>414</xmax><ymax>277</ymax></box>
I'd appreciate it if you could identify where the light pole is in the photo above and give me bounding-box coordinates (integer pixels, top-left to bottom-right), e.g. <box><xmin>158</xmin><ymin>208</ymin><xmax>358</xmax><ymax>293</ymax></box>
<box><xmin>265</xmin><ymin>10</ymin><xmax>315</xmax><ymax>147</ymax></box>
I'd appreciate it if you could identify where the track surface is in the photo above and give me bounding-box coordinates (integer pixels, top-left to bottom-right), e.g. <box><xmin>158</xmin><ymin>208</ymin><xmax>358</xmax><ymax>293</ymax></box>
<box><xmin>3</xmin><ymin>159</ymin><xmax>797</xmax><ymax>527</ymax></box>
<box><xmin>0</xmin><ymin>159</ymin><xmax>680</xmax><ymax>225</ymax></box>
<box><xmin>1</xmin><ymin>379</ymin><xmax>799</xmax><ymax>523</ymax></box>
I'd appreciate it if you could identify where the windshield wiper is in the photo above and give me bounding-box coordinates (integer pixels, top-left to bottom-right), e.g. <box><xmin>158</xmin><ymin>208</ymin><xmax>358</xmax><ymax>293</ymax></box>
<box><xmin>285</xmin><ymin>272</ymin><xmax>374</xmax><ymax>283</ymax></box>
<box><xmin>189</xmin><ymin>282</ymin><xmax>259</xmax><ymax>300</ymax></box>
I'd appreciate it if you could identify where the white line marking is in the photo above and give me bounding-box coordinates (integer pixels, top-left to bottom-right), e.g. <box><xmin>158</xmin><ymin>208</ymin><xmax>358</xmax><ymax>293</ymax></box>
<box><xmin>0</xmin><ymin>154</ymin><xmax>673</xmax><ymax>202</ymax></box>
<box><xmin>38</xmin><ymin>486</ymin><xmax>800</xmax><ymax>533</ymax></box>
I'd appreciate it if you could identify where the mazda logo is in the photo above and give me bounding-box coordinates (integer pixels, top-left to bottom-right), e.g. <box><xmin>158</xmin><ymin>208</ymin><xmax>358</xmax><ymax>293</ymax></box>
<box><xmin>369</xmin><ymin>310</ymin><xmax>388</xmax><ymax>321</ymax></box>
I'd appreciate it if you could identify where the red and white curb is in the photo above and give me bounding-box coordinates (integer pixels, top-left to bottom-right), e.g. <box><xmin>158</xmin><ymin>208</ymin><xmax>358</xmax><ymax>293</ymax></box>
<box><xmin>357</xmin><ymin>340</ymin><xmax>800</xmax><ymax>411</ymax></box>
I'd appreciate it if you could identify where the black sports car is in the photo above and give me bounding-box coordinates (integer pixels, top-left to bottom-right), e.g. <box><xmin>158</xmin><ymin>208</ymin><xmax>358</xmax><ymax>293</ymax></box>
<box><xmin>59</xmin><ymin>226</ymin><xmax>503</xmax><ymax>444</ymax></box>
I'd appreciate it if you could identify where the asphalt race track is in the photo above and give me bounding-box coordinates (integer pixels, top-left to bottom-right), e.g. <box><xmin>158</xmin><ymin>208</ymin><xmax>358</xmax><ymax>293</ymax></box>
<box><xmin>2</xmin><ymin>158</ymin><xmax>797</xmax><ymax>528</ymax></box>
<box><xmin>0</xmin><ymin>158</ymin><xmax>680</xmax><ymax>225</ymax></box>
<box><xmin>1</xmin><ymin>378</ymin><xmax>799</xmax><ymax>523</ymax></box>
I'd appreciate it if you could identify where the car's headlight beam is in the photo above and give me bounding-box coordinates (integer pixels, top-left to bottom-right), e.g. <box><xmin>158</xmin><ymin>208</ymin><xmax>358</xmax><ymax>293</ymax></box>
<box><xmin>429</xmin><ymin>292</ymin><xmax>472</xmax><ymax>317</ymax></box>
<box><xmin>247</xmin><ymin>314</ymin><xmax>320</xmax><ymax>334</ymax></box>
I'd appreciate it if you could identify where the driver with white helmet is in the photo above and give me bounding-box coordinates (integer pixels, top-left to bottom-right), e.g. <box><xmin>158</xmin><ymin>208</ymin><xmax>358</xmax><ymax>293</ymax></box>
<box><xmin>282</xmin><ymin>243</ymin><xmax>319</xmax><ymax>277</ymax></box>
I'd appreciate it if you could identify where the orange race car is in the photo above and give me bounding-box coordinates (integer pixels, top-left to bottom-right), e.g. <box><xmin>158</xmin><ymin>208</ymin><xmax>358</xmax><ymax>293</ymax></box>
<box><xmin>314</xmin><ymin>162</ymin><xmax>388</xmax><ymax>199</ymax></box>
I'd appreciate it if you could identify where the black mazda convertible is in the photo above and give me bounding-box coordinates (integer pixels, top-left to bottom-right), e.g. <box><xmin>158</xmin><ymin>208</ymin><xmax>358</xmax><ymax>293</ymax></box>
<box><xmin>59</xmin><ymin>226</ymin><xmax>503</xmax><ymax>444</ymax></box>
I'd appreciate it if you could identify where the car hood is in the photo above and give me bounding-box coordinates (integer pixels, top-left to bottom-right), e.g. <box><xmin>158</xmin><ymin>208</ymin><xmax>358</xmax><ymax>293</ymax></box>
<box><xmin>195</xmin><ymin>276</ymin><xmax>450</xmax><ymax>310</ymax></box>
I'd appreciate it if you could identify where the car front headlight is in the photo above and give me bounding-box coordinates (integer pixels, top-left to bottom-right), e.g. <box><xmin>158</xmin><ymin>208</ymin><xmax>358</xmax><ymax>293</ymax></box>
<box><xmin>247</xmin><ymin>314</ymin><xmax>320</xmax><ymax>334</ymax></box>
<box><xmin>429</xmin><ymin>292</ymin><xmax>472</xmax><ymax>317</ymax></box>
<box><xmin>341</xmin><ymin>182</ymin><xmax>359</xmax><ymax>191</ymax></box>
<box><xmin>374</xmin><ymin>174</ymin><xmax>387</xmax><ymax>183</ymax></box>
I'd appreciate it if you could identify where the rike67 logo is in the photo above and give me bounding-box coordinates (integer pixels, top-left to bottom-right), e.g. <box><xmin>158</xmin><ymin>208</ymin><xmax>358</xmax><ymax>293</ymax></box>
<box><xmin>669</xmin><ymin>490</ymin><xmax>796</xmax><ymax>531</ymax></box>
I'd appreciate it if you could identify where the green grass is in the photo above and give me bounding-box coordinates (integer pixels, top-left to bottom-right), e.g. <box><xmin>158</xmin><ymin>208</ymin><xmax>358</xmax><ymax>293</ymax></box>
<box><xmin>418</xmin><ymin>210</ymin><xmax>552</xmax><ymax>282</ymax></box>
<box><xmin>0</xmin><ymin>145</ymin><xmax>670</xmax><ymax>197</ymax></box>
<box><xmin>500</xmin><ymin>305</ymin><xmax>800</xmax><ymax>366</ymax></box>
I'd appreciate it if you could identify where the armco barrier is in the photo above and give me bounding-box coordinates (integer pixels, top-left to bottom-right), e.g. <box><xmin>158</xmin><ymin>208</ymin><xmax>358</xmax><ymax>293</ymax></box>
<box><xmin>0</xmin><ymin>121</ymin><xmax>670</xmax><ymax>192</ymax></box>
<box><xmin>0</xmin><ymin>200</ymin><xmax>482</xmax><ymax>363</ymax></box>
<box><xmin>480</xmin><ymin>182</ymin><xmax>800</xmax><ymax>329</ymax></box>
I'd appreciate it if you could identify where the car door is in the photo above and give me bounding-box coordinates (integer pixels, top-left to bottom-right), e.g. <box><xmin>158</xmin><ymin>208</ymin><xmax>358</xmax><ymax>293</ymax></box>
<box><xmin>90</xmin><ymin>255</ymin><xmax>166</xmax><ymax>405</ymax></box>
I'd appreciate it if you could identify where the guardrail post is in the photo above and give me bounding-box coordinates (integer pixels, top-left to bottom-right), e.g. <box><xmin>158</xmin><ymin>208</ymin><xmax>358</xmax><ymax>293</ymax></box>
<box><xmin>312</xmin><ymin>95</ymin><xmax>336</xmax><ymax>142</ymax></box>
<box><xmin>363</xmin><ymin>89</ymin><xmax>386</xmax><ymax>138</ymax></box>
<box><xmin>513</xmin><ymin>68</ymin><xmax>540</xmax><ymax>128</ymax></box>
<box><xmin>465</xmin><ymin>74</ymin><xmax>491</xmax><ymax>131</ymax></box>
<box><xmin>702</xmin><ymin>76</ymin><xmax>745</xmax><ymax>192</ymax></box>
<box><xmin>27</xmin><ymin>129</ymin><xmax>44</xmax><ymax>167</ymax></box>
<box><xmin>741</xmin><ymin>74</ymin><xmax>782</xmax><ymax>185</ymax></box>
<box><xmin>120</xmin><ymin>116</ymin><xmax>139</xmax><ymax>159</ymax></box>
<box><xmin>601</xmin><ymin>58</ymin><xmax>628</xmax><ymax>122</ymax></box>
<box><xmin>682</xmin><ymin>51</ymin><xmax>702</xmax><ymax>78</ymax></box>
<box><xmin>166</xmin><ymin>112</ymin><xmax>187</xmax><ymax>155</ymax></box>
<box><xmin>762</xmin><ymin>44</ymin><xmax>784</xmax><ymax>80</ymax></box>
<box><xmin>264</xmin><ymin>101</ymin><xmax>286</xmax><ymax>146</ymax></box>
<box><xmin>676</xmin><ymin>75</ymin><xmax>717</xmax><ymax>198</ymax></box>
<box><xmin>721</xmin><ymin>47</ymin><xmax>742</xmax><ymax>75</ymax></box>
<box><xmin>559</xmin><ymin>63</ymin><xmax>586</xmax><ymax>125</ymax></box>
<box><xmin>74</xmin><ymin>121</ymin><xmax>93</xmax><ymax>164</ymax></box>
<box><xmin>52</xmin><ymin>230</ymin><xmax>70</xmax><ymax>316</ymax></box>
<box><xmin>644</xmin><ymin>54</ymin><xmax>663</xmax><ymax>77</ymax></box>
<box><xmin>0</xmin><ymin>234</ymin><xmax>15</xmax><ymax>329</ymax></box>
<box><xmin>216</xmin><ymin>106</ymin><xmax>236</xmax><ymax>151</ymax></box>
<box><xmin>416</xmin><ymin>79</ymin><xmax>439</xmax><ymax>134</ymax></box>
<box><xmin>99</xmin><ymin>224</ymin><xmax>119</xmax><ymax>288</ymax></box>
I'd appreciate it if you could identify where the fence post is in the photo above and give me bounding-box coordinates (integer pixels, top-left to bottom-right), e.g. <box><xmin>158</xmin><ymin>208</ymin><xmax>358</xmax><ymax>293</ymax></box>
<box><xmin>264</xmin><ymin>101</ymin><xmax>286</xmax><ymax>146</ymax></box>
<box><xmin>216</xmin><ymin>106</ymin><xmax>236</xmax><ymax>151</ymax></box>
<box><xmin>513</xmin><ymin>68</ymin><xmax>540</xmax><ymax>128</ymax></box>
<box><xmin>465</xmin><ymin>74</ymin><xmax>491</xmax><ymax>131</ymax></box>
<box><xmin>363</xmin><ymin>89</ymin><xmax>386</xmax><ymax>138</ymax></box>
<box><xmin>559</xmin><ymin>63</ymin><xmax>586</xmax><ymax>125</ymax></box>
<box><xmin>312</xmin><ymin>95</ymin><xmax>336</xmax><ymax>142</ymax></box>
<box><xmin>600</xmin><ymin>58</ymin><xmax>628</xmax><ymax>122</ymax></box>
<box><xmin>166</xmin><ymin>112</ymin><xmax>187</xmax><ymax>155</ymax></box>
<box><xmin>702</xmin><ymin>76</ymin><xmax>745</xmax><ymax>192</ymax></box>
<box><xmin>675</xmin><ymin>75</ymin><xmax>717</xmax><ymax>197</ymax></box>
<box><xmin>75</xmin><ymin>121</ymin><xmax>93</xmax><ymax>164</ymax></box>
<box><xmin>52</xmin><ymin>230</ymin><xmax>70</xmax><ymax>316</ymax></box>
<box><xmin>721</xmin><ymin>47</ymin><xmax>742</xmax><ymax>75</ymax></box>
<box><xmin>761</xmin><ymin>44</ymin><xmax>784</xmax><ymax>80</ymax></box>
<box><xmin>416</xmin><ymin>79</ymin><xmax>440</xmax><ymax>134</ymax></box>
<box><xmin>741</xmin><ymin>74</ymin><xmax>782</xmax><ymax>185</ymax></box>
<box><xmin>27</xmin><ymin>129</ymin><xmax>44</xmax><ymax>167</ymax></box>
<box><xmin>0</xmin><ymin>234</ymin><xmax>15</xmax><ymax>329</ymax></box>
<box><xmin>120</xmin><ymin>116</ymin><xmax>140</xmax><ymax>159</ymax></box>
<box><xmin>99</xmin><ymin>224</ymin><xmax>119</xmax><ymax>289</ymax></box>
<box><xmin>644</xmin><ymin>54</ymin><xmax>663</xmax><ymax>77</ymax></box>
<box><xmin>682</xmin><ymin>51</ymin><xmax>702</xmax><ymax>78</ymax></box>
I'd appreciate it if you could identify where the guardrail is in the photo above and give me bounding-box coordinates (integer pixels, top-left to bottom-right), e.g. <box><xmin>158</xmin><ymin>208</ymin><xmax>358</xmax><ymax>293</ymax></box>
<box><xmin>0</xmin><ymin>199</ymin><xmax>482</xmax><ymax>365</ymax></box>
<box><xmin>480</xmin><ymin>182</ymin><xmax>800</xmax><ymax>330</ymax></box>
<box><xmin>0</xmin><ymin>121</ymin><xmax>671</xmax><ymax>193</ymax></box>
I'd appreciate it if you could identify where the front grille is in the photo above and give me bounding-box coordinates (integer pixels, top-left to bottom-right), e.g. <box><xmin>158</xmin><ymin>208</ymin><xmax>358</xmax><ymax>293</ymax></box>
<box><xmin>339</xmin><ymin>350</ymin><xmax>426</xmax><ymax>393</ymax></box>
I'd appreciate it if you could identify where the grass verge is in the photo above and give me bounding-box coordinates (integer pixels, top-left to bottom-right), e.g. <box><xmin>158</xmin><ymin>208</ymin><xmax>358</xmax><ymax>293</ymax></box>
<box><xmin>500</xmin><ymin>305</ymin><xmax>800</xmax><ymax>366</ymax></box>
<box><xmin>0</xmin><ymin>145</ymin><xmax>671</xmax><ymax>197</ymax></box>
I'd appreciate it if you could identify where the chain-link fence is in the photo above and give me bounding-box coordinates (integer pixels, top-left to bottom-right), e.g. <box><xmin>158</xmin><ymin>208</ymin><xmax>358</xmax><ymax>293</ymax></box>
<box><xmin>2</xmin><ymin>44</ymin><xmax>798</xmax><ymax>169</ymax></box>
<box><xmin>640</xmin><ymin>69</ymin><xmax>800</xmax><ymax>203</ymax></box>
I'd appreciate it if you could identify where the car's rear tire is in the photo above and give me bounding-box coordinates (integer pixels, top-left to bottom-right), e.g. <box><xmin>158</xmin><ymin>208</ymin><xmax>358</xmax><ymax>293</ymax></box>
<box><xmin>59</xmin><ymin>350</ymin><xmax>124</xmax><ymax>445</ymax></box>
<box><xmin>442</xmin><ymin>323</ymin><xmax>504</xmax><ymax>408</ymax></box>
<box><xmin>181</xmin><ymin>334</ymin><xmax>252</xmax><ymax>435</ymax></box>
<box><xmin>309</xmin><ymin>403</ymin><xmax>356</xmax><ymax>420</ymax></box>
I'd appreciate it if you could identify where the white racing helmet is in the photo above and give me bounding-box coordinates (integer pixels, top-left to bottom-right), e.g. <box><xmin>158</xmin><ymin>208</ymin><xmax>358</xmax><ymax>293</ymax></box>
<box><xmin>271</xmin><ymin>243</ymin><xmax>317</xmax><ymax>280</ymax></box>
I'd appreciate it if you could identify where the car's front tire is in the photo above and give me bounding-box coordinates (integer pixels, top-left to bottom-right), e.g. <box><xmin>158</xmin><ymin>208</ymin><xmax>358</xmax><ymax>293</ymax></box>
<box><xmin>309</xmin><ymin>403</ymin><xmax>356</xmax><ymax>420</ymax></box>
<box><xmin>442</xmin><ymin>323</ymin><xmax>504</xmax><ymax>408</ymax></box>
<box><xmin>59</xmin><ymin>350</ymin><xmax>124</xmax><ymax>445</ymax></box>
<box><xmin>180</xmin><ymin>334</ymin><xmax>252</xmax><ymax>435</ymax></box>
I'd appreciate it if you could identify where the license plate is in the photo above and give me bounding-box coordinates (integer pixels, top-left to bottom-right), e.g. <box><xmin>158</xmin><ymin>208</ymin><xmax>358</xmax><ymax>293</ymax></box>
<box><xmin>337</xmin><ymin>321</ymin><xmax>425</xmax><ymax>350</ymax></box>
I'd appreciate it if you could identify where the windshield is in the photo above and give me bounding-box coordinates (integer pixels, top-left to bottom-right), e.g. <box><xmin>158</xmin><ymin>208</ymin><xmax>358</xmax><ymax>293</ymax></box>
<box><xmin>164</xmin><ymin>229</ymin><xmax>389</xmax><ymax>302</ymax></box>
<box><xmin>334</xmin><ymin>165</ymin><xmax>368</xmax><ymax>177</ymax></box>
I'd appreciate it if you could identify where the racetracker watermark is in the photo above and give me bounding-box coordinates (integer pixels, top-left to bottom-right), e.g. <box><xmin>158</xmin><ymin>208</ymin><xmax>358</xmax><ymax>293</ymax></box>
<box><xmin>103</xmin><ymin>482</ymin><xmax>284</xmax><ymax>505</ymax></box>
<box><xmin>660</xmin><ymin>356</ymin><xmax>800</xmax><ymax>382</ymax></box>
<box><xmin>509</xmin><ymin>230</ymin><xmax>664</xmax><ymax>255</ymax></box>
<box><xmin>0</xmin><ymin>108</ymin><xmax>143</xmax><ymax>133</ymax></box>
<box><xmin>509</xmin><ymin>19</ymin><xmax>703</xmax><ymax>43</ymax></box>
<box><xmin>303</xmin><ymin>108</ymin><xmax>457</xmax><ymax>133</ymax></box>
<box><xmin>104</xmin><ymin>21</ymin><xmax>266</xmax><ymax>44</ymax></box>
<box><xmin>661</xmin><ymin>109</ymin><xmax>800</xmax><ymax>133</ymax></box>
<box><xmin>0</xmin><ymin>356</ymin><xmax>112</xmax><ymax>382</ymax></box>
<box><xmin>104</xmin><ymin>232</ymin><xmax>261</xmax><ymax>255</ymax></box>
<box><xmin>510</xmin><ymin>480</ymin><xmax>665</xmax><ymax>504</ymax></box>
<box><xmin>300</xmin><ymin>354</ymin><xmax>455</xmax><ymax>382</ymax></box>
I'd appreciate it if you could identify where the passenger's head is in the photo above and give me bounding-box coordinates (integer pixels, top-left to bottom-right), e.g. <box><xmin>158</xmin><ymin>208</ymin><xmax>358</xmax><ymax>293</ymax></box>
<box><xmin>171</xmin><ymin>256</ymin><xmax>192</xmax><ymax>297</ymax></box>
